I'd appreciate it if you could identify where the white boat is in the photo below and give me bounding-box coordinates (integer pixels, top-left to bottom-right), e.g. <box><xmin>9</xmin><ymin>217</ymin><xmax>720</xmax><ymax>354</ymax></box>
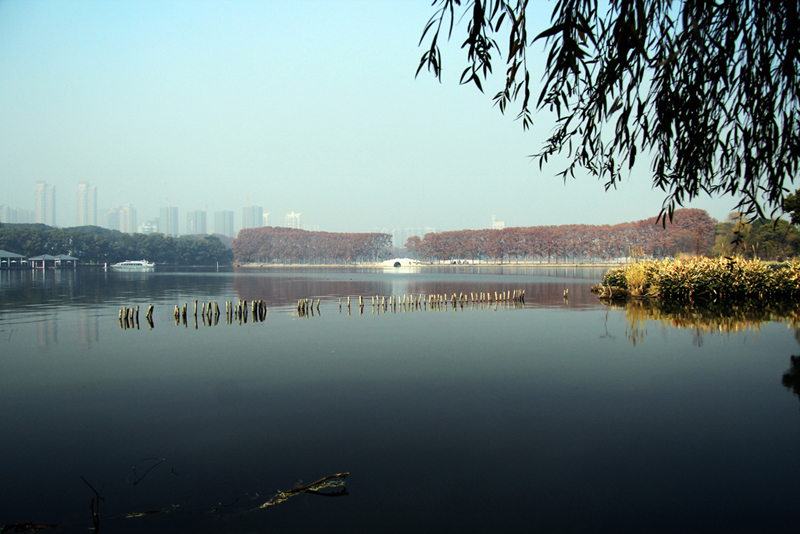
<box><xmin>110</xmin><ymin>259</ymin><xmax>155</xmax><ymax>271</ymax></box>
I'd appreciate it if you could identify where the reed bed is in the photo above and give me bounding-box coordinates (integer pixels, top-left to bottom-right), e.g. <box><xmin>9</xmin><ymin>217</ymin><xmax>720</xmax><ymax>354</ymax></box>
<box><xmin>594</xmin><ymin>257</ymin><xmax>800</xmax><ymax>303</ymax></box>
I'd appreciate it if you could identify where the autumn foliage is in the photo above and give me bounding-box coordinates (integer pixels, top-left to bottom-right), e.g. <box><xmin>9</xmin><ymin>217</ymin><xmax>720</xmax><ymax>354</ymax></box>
<box><xmin>231</xmin><ymin>226</ymin><xmax>392</xmax><ymax>264</ymax></box>
<box><xmin>405</xmin><ymin>209</ymin><xmax>716</xmax><ymax>263</ymax></box>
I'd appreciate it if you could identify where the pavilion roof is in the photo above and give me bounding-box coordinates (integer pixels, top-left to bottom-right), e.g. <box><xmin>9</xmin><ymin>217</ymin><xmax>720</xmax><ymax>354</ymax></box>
<box><xmin>0</xmin><ymin>249</ymin><xmax>26</xmax><ymax>258</ymax></box>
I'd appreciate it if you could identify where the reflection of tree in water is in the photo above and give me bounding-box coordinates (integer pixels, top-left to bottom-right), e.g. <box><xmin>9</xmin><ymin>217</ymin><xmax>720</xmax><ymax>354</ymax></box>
<box><xmin>781</xmin><ymin>355</ymin><xmax>800</xmax><ymax>406</ymax></box>
<box><xmin>606</xmin><ymin>300</ymin><xmax>800</xmax><ymax>346</ymax></box>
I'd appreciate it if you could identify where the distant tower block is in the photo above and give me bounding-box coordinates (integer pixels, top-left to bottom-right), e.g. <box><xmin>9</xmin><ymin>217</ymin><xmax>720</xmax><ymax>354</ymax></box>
<box><xmin>214</xmin><ymin>210</ymin><xmax>234</xmax><ymax>237</ymax></box>
<box><xmin>285</xmin><ymin>211</ymin><xmax>301</xmax><ymax>229</ymax></box>
<box><xmin>242</xmin><ymin>205</ymin><xmax>264</xmax><ymax>229</ymax></box>
<box><xmin>76</xmin><ymin>182</ymin><xmax>97</xmax><ymax>226</ymax></box>
<box><xmin>186</xmin><ymin>210</ymin><xmax>207</xmax><ymax>234</ymax></box>
<box><xmin>159</xmin><ymin>206</ymin><xmax>179</xmax><ymax>235</ymax></box>
<box><xmin>35</xmin><ymin>181</ymin><xmax>56</xmax><ymax>226</ymax></box>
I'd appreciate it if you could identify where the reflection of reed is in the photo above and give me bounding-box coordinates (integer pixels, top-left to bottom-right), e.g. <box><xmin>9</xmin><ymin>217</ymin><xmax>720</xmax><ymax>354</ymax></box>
<box><xmin>609</xmin><ymin>299</ymin><xmax>800</xmax><ymax>345</ymax></box>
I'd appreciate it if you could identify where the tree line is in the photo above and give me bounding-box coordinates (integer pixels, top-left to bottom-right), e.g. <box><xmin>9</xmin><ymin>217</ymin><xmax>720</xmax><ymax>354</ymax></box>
<box><xmin>231</xmin><ymin>227</ymin><xmax>392</xmax><ymax>264</ymax></box>
<box><xmin>405</xmin><ymin>209</ymin><xmax>717</xmax><ymax>263</ymax></box>
<box><xmin>5</xmin><ymin>207</ymin><xmax>797</xmax><ymax>267</ymax></box>
<box><xmin>713</xmin><ymin>216</ymin><xmax>800</xmax><ymax>261</ymax></box>
<box><xmin>0</xmin><ymin>224</ymin><xmax>233</xmax><ymax>265</ymax></box>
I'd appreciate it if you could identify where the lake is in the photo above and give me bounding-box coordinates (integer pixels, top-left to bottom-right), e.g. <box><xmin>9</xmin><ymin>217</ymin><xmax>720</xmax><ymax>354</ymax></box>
<box><xmin>1</xmin><ymin>265</ymin><xmax>799</xmax><ymax>533</ymax></box>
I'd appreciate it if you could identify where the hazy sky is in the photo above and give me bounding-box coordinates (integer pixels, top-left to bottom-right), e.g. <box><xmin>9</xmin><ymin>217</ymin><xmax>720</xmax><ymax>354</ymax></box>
<box><xmin>0</xmin><ymin>0</ymin><xmax>742</xmax><ymax>233</ymax></box>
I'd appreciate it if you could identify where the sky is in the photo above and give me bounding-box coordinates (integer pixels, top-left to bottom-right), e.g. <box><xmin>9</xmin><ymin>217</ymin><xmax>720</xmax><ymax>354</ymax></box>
<box><xmin>0</xmin><ymin>0</ymin><xmax>743</xmax><ymax>235</ymax></box>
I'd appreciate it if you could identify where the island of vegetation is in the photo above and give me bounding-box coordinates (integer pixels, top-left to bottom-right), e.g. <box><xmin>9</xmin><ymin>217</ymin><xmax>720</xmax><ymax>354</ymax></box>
<box><xmin>592</xmin><ymin>256</ymin><xmax>800</xmax><ymax>303</ymax></box>
<box><xmin>591</xmin><ymin>190</ymin><xmax>800</xmax><ymax>303</ymax></box>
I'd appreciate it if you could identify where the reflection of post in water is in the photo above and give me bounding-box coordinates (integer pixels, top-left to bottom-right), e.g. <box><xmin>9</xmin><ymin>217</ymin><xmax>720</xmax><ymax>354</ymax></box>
<box><xmin>782</xmin><ymin>355</ymin><xmax>800</xmax><ymax>407</ymax></box>
<box><xmin>118</xmin><ymin>306</ymin><xmax>140</xmax><ymax>331</ymax></box>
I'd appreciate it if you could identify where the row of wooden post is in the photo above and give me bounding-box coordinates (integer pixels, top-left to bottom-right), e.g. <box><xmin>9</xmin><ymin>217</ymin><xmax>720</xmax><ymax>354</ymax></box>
<box><xmin>119</xmin><ymin>305</ymin><xmax>154</xmax><ymax>329</ymax></box>
<box><xmin>302</xmin><ymin>289</ymin><xmax>528</xmax><ymax>316</ymax></box>
<box><xmin>119</xmin><ymin>289</ymin><xmax>528</xmax><ymax>326</ymax></box>
<box><xmin>297</xmin><ymin>298</ymin><xmax>320</xmax><ymax>316</ymax></box>
<box><xmin>168</xmin><ymin>299</ymin><xmax>269</xmax><ymax>326</ymax></box>
<box><xmin>337</xmin><ymin>289</ymin><xmax>525</xmax><ymax>310</ymax></box>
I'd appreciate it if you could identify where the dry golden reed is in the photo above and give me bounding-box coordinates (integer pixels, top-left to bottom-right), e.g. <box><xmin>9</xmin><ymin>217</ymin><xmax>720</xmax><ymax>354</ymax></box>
<box><xmin>599</xmin><ymin>257</ymin><xmax>800</xmax><ymax>302</ymax></box>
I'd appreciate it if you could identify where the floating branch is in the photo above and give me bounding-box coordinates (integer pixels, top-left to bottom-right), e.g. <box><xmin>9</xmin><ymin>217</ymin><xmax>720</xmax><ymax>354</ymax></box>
<box><xmin>126</xmin><ymin>506</ymin><xmax>178</xmax><ymax>519</ymax></box>
<box><xmin>259</xmin><ymin>472</ymin><xmax>349</xmax><ymax>508</ymax></box>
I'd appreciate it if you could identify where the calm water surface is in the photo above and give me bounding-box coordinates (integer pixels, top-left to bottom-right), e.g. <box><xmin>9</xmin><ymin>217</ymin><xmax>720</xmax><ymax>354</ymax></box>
<box><xmin>1</xmin><ymin>266</ymin><xmax>798</xmax><ymax>533</ymax></box>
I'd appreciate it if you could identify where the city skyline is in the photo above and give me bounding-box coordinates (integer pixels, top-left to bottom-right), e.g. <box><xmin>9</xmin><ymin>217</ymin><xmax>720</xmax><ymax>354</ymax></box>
<box><xmin>0</xmin><ymin>1</ymin><xmax>747</xmax><ymax>236</ymax></box>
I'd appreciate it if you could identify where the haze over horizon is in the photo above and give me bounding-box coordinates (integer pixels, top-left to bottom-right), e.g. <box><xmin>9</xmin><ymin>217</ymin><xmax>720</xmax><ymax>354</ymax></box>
<box><xmin>1</xmin><ymin>0</ymin><xmax>744</xmax><ymax>234</ymax></box>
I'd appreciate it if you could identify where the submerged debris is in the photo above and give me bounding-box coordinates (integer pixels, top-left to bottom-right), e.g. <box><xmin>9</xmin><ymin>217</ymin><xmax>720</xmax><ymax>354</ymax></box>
<box><xmin>1</xmin><ymin>525</ymin><xmax>57</xmax><ymax>533</ymax></box>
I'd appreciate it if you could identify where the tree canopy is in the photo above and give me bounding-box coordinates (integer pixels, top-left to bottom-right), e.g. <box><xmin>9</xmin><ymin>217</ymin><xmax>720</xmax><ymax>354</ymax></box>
<box><xmin>418</xmin><ymin>0</ymin><xmax>800</xmax><ymax>220</ymax></box>
<box><xmin>0</xmin><ymin>224</ymin><xmax>233</xmax><ymax>265</ymax></box>
<box><xmin>785</xmin><ymin>188</ymin><xmax>800</xmax><ymax>226</ymax></box>
<box><xmin>405</xmin><ymin>208</ymin><xmax>716</xmax><ymax>262</ymax></box>
<box><xmin>231</xmin><ymin>227</ymin><xmax>392</xmax><ymax>264</ymax></box>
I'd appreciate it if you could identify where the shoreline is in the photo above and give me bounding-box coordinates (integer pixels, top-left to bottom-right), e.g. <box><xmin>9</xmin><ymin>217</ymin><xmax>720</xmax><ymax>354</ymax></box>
<box><xmin>237</xmin><ymin>262</ymin><xmax>625</xmax><ymax>268</ymax></box>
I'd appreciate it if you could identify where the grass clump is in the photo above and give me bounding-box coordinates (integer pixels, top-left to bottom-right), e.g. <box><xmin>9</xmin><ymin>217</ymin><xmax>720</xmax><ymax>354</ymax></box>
<box><xmin>593</xmin><ymin>257</ymin><xmax>800</xmax><ymax>303</ymax></box>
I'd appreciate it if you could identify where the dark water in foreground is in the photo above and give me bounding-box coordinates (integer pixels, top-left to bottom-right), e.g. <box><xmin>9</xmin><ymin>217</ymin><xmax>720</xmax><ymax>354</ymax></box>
<box><xmin>1</xmin><ymin>266</ymin><xmax>799</xmax><ymax>533</ymax></box>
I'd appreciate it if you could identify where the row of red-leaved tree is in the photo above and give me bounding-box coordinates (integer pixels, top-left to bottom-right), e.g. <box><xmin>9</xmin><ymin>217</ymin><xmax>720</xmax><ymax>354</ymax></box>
<box><xmin>232</xmin><ymin>226</ymin><xmax>392</xmax><ymax>264</ymax></box>
<box><xmin>405</xmin><ymin>209</ymin><xmax>716</xmax><ymax>263</ymax></box>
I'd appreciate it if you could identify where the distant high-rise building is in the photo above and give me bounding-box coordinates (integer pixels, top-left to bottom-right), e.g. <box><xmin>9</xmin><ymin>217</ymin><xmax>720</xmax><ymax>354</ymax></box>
<box><xmin>214</xmin><ymin>210</ymin><xmax>234</xmax><ymax>238</ymax></box>
<box><xmin>158</xmin><ymin>206</ymin><xmax>179</xmax><ymax>235</ymax></box>
<box><xmin>76</xmin><ymin>182</ymin><xmax>97</xmax><ymax>226</ymax></box>
<box><xmin>138</xmin><ymin>220</ymin><xmax>158</xmax><ymax>234</ymax></box>
<box><xmin>262</xmin><ymin>212</ymin><xmax>270</xmax><ymax>227</ymax></box>
<box><xmin>34</xmin><ymin>181</ymin><xmax>56</xmax><ymax>226</ymax></box>
<box><xmin>242</xmin><ymin>206</ymin><xmax>264</xmax><ymax>230</ymax></box>
<box><xmin>103</xmin><ymin>208</ymin><xmax>120</xmax><ymax>231</ymax></box>
<box><xmin>186</xmin><ymin>210</ymin><xmax>207</xmax><ymax>234</ymax></box>
<box><xmin>102</xmin><ymin>205</ymin><xmax>137</xmax><ymax>233</ymax></box>
<box><xmin>0</xmin><ymin>205</ymin><xmax>33</xmax><ymax>224</ymax></box>
<box><xmin>285</xmin><ymin>211</ymin><xmax>301</xmax><ymax>229</ymax></box>
<box><xmin>120</xmin><ymin>204</ymin><xmax>137</xmax><ymax>233</ymax></box>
